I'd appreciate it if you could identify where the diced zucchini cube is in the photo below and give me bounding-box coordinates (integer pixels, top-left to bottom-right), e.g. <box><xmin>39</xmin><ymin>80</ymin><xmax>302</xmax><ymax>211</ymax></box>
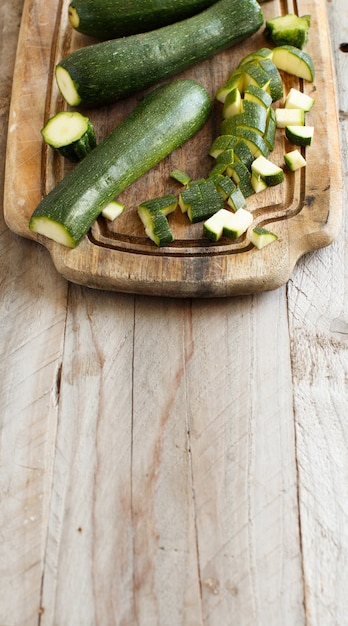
<box><xmin>284</xmin><ymin>149</ymin><xmax>307</xmax><ymax>171</ymax></box>
<box><xmin>284</xmin><ymin>87</ymin><xmax>314</xmax><ymax>112</ymax></box>
<box><xmin>275</xmin><ymin>107</ymin><xmax>305</xmax><ymax>128</ymax></box>
<box><xmin>251</xmin><ymin>155</ymin><xmax>284</xmax><ymax>186</ymax></box>
<box><xmin>285</xmin><ymin>125</ymin><xmax>314</xmax><ymax>146</ymax></box>
<box><xmin>179</xmin><ymin>179</ymin><xmax>224</xmax><ymax>223</ymax></box>
<box><xmin>250</xmin><ymin>226</ymin><xmax>278</xmax><ymax>249</ymax></box>
<box><xmin>102</xmin><ymin>200</ymin><xmax>125</xmax><ymax>221</ymax></box>
<box><xmin>170</xmin><ymin>169</ymin><xmax>191</xmax><ymax>185</ymax></box>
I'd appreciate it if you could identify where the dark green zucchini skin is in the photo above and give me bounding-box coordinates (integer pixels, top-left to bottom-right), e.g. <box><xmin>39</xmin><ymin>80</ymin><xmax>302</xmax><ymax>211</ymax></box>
<box><xmin>68</xmin><ymin>0</ymin><xmax>218</xmax><ymax>39</ymax></box>
<box><xmin>56</xmin><ymin>0</ymin><xmax>264</xmax><ymax>108</ymax></box>
<box><xmin>29</xmin><ymin>79</ymin><xmax>212</xmax><ymax>247</ymax></box>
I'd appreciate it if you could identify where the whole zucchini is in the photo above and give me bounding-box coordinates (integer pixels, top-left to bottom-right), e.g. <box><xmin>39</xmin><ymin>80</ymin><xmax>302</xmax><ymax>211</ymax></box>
<box><xmin>29</xmin><ymin>79</ymin><xmax>212</xmax><ymax>248</ymax></box>
<box><xmin>56</xmin><ymin>0</ymin><xmax>264</xmax><ymax>108</ymax></box>
<box><xmin>68</xmin><ymin>0</ymin><xmax>218</xmax><ymax>39</ymax></box>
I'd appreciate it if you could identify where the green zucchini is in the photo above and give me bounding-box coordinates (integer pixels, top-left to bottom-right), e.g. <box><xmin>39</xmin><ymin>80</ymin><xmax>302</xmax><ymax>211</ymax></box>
<box><xmin>264</xmin><ymin>14</ymin><xmax>311</xmax><ymax>49</ymax></box>
<box><xmin>41</xmin><ymin>111</ymin><xmax>97</xmax><ymax>162</ymax></box>
<box><xmin>29</xmin><ymin>79</ymin><xmax>211</xmax><ymax>248</ymax></box>
<box><xmin>56</xmin><ymin>0</ymin><xmax>264</xmax><ymax>107</ymax></box>
<box><xmin>68</xmin><ymin>0</ymin><xmax>218</xmax><ymax>39</ymax></box>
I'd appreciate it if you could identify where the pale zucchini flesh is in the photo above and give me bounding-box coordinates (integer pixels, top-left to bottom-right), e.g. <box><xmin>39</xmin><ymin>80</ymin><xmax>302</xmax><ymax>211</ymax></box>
<box><xmin>41</xmin><ymin>111</ymin><xmax>97</xmax><ymax>161</ymax></box>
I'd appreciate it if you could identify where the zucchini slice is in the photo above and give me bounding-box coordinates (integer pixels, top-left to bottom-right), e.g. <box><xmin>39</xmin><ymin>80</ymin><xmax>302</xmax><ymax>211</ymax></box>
<box><xmin>41</xmin><ymin>111</ymin><xmax>97</xmax><ymax>162</ymax></box>
<box><xmin>29</xmin><ymin>79</ymin><xmax>211</xmax><ymax>248</ymax></box>
<box><xmin>272</xmin><ymin>45</ymin><xmax>315</xmax><ymax>81</ymax></box>
<box><xmin>285</xmin><ymin>125</ymin><xmax>314</xmax><ymax>146</ymax></box>
<box><xmin>56</xmin><ymin>0</ymin><xmax>264</xmax><ymax>107</ymax></box>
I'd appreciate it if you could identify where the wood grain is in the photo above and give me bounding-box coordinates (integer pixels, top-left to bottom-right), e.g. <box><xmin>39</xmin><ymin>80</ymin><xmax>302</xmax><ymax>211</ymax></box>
<box><xmin>3</xmin><ymin>0</ymin><xmax>343</xmax><ymax>296</ymax></box>
<box><xmin>1</xmin><ymin>0</ymin><xmax>348</xmax><ymax>625</ymax></box>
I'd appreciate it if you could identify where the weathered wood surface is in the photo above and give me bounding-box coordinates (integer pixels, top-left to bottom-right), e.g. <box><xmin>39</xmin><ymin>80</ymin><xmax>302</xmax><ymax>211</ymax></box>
<box><xmin>3</xmin><ymin>0</ymin><xmax>342</xmax><ymax>296</ymax></box>
<box><xmin>0</xmin><ymin>0</ymin><xmax>347</xmax><ymax>625</ymax></box>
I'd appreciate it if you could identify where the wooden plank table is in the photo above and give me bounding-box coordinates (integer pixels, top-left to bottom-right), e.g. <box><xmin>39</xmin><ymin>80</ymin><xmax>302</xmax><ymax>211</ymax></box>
<box><xmin>0</xmin><ymin>0</ymin><xmax>347</xmax><ymax>624</ymax></box>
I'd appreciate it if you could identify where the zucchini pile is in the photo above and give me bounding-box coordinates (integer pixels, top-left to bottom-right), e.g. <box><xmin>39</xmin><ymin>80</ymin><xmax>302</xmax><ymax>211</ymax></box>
<box><xmin>138</xmin><ymin>43</ymin><xmax>315</xmax><ymax>247</ymax></box>
<box><xmin>29</xmin><ymin>0</ymin><xmax>316</xmax><ymax>253</ymax></box>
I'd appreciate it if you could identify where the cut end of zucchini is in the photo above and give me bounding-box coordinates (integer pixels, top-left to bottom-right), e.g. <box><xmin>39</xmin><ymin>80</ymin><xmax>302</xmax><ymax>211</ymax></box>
<box><xmin>29</xmin><ymin>216</ymin><xmax>77</xmax><ymax>248</ymax></box>
<box><xmin>55</xmin><ymin>65</ymin><xmax>82</xmax><ymax>107</ymax></box>
<box><xmin>68</xmin><ymin>4</ymin><xmax>80</xmax><ymax>30</ymax></box>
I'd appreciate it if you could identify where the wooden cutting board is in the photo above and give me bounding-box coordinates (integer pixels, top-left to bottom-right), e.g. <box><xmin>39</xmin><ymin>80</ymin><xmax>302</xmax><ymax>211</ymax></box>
<box><xmin>3</xmin><ymin>0</ymin><xmax>342</xmax><ymax>297</ymax></box>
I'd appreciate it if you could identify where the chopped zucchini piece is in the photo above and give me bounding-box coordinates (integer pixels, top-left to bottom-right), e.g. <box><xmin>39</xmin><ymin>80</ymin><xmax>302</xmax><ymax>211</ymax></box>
<box><xmin>170</xmin><ymin>169</ymin><xmax>191</xmax><ymax>185</ymax></box>
<box><xmin>41</xmin><ymin>111</ymin><xmax>97</xmax><ymax>162</ymax></box>
<box><xmin>251</xmin><ymin>172</ymin><xmax>268</xmax><ymax>193</ymax></box>
<box><xmin>216</xmin><ymin>148</ymin><xmax>235</xmax><ymax>170</ymax></box>
<box><xmin>272</xmin><ymin>45</ymin><xmax>315</xmax><ymax>81</ymax></box>
<box><xmin>179</xmin><ymin>179</ymin><xmax>224</xmax><ymax>223</ymax></box>
<box><xmin>101</xmin><ymin>200</ymin><xmax>125</xmax><ymax>221</ymax></box>
<box><xmin>211</xmin><ymin>173</ymin><xmax>236</xmax><ymax>199</ymax></box>
<box><xmin>227</xmin><ymin>161</ymin><xmax>254</xmax><ymax>197</ymax></box>
<box><xmin>208</xmin><ymin>135</ymin><xmax>238</xmax><ymax>158</ymax></box>
<box><xmin>251</xmin><ymin>155</ymin><xmax>284</xmax><ymax>186</ymax></box>
<box><xmin>208</xmin><ymin>162</ymin><xmax>230</xmax><ymax>178</ymax></box>
<box><xmin>203</xmin><ymin>207</ymin><xmax>252</xmax><ymax>241</ymax></box>
<box><xmin>250</xmin><ymin>226</ymin><xmax>278</xmax><ymax>249</ymax></box>
<box><xmin>137</xmin><ymin>194</ymin><xmax>177</xmax><ymax>246</ymax></box>
<box><xmin>275</xmin><ymin>107</ymin><xmax>305</xmax><ymax>128</ymax></box>
<box><xmin>227</xmin><ymin>185</ymin><xmax>247</xmax><ymax>212</ymax></box>
<box><xmin>238</xmin><ymin>47</ymin><xmax>273</xmax><ymax>68</ymax></box>
<box><xmin>138</xmin><ymin>194</ymin><xmax>177</xmax><ymax>216</ymax></box>
<box><xmin>257</xmin><ymin>58</ymin><xmax>284</xmax><ymax>101</ymax></box>
<box><xmin>284</xmin><ymin>149</ymin><xmax>307</xmax><ymax>171</ymax></box>
<box><xmin>285</xmin><ymin>125</ymin><xmax>314</xmax><ymax>146</ymax></box>
<box><xmin>244</xmin><ymin>84</ymin><xmax>272</xmax><ymax>109</ymax></box>
<box><xmin>285</xmin><ymin>87</ymin><xmax>314</xmax><ymax>112</ymax></box>
<box><xmin>243</xmin><ymin>62</ymin><xmax>271</xmax><ymax>92</ymax></box>
<box><xmin>264</xmin><ymin>14</ymin><xmax>311</xmax><ymax>49</ymax></box>
<box><xmin>222</xmin><ymin>87</ymin><xmax>242</xmax><ymax>118</ymax></box>
<box><xmin>264</xmin><ymin>107</ymin><xmax>277</xmax><ymax>150</ymax></box>
<box><xmin>242</xmin><ymin>99</ymin><xmax>268</xmax><ymax>134</ymax></box>
<box><xmin>216</xmin><ymin>69</ymin><xmax>245</xmax><ymax>103</ymax></box>
<box><xmin>203</xmin><ymin>208</ymin><xmax>231</xmax><ymax>242</ymax></box>
<box><xmin>234</xmin><ymin>139</ymin><xmax>255</xmax><ymax>170</ymax></box>
<box><xmin>228</xmin><ymin>126</ymin><xmax>270</xmax><ymax>158</ymax></box>
<box><xmin>223</xmin><ymin>207</ymin><xmax>253</xmax><ymax>239</ymax></box>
